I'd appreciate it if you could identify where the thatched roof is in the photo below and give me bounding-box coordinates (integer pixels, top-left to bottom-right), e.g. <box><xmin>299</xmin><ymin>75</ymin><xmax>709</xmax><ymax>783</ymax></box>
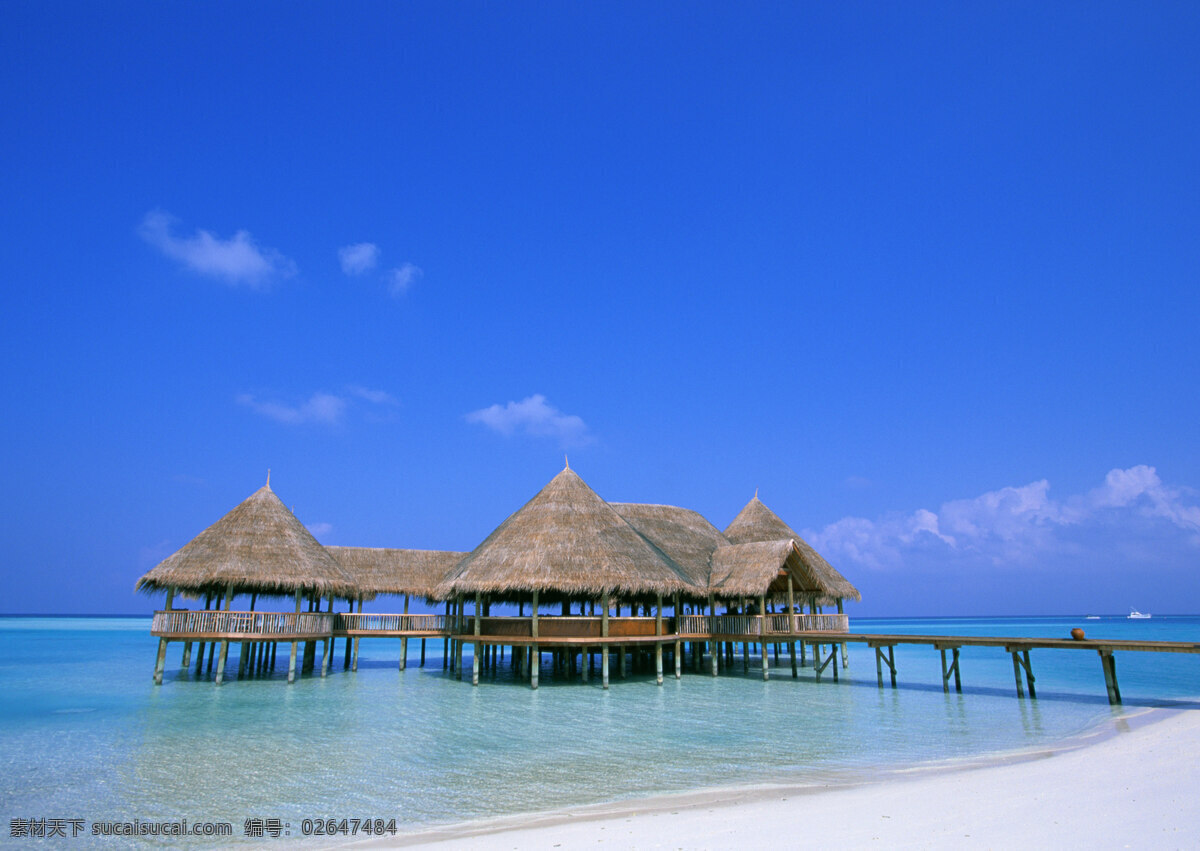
<box><xmin>723</xmin><ymin>496</ymin><xmax>861</xmax><ymax>602</ymax></box>
<box><xmin>135</xmin><ymin>484</ymin><xmax>357</xmax><ymax>598</ymax></box>
<box><xmin>710</xmin><ymin>540</ymin><xmax>827</xmax><ymax>600</ymax></box>
<box><xmin>437</xmin><ymin>467</ymin><xmax>689</xmax><ymax>600</ymax></box>
<box><xmin>326</xmin><ymin>547</ymin><xmax>466</xmax><ymax>601</ymax></box>
<box><xmin>611</xmin><ymin>503</ymin><xmax>727</xmax><ymax>591</ymax></box>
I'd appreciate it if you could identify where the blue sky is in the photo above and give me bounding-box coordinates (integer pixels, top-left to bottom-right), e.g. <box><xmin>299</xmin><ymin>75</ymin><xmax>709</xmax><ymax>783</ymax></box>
<box><xmin>2</xmin><ymin>3</ymin><xmax>1197</xmax><ymax>616</ymax></box>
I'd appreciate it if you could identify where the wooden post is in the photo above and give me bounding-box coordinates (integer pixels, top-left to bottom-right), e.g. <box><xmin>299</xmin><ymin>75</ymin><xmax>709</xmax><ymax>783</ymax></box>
<box><xmin>288</xmin><ymin>590</ymin><xmax>301</xmax><ymax>684</ymax></box>
<box><xmin>837</xmin><ymin>599</ymin><xmax>849</xmax><ymax>668</ymax></box>
<box><xmin>351</xmin><ymin>596</ymin><xmax>362</xmax><ymax>672</ymax></box>
<box><xmin>215</xmin><ymin>584</ymin><xmax>233</xmax><ymax>685</ymax></box>
<box><xmin>759</xmin><ymin>593</ymin><xmax>769</xmax><ymax>681</ymax></box>
<box><xmin>708</xmin><ymin>593</ymin><xmax>718</xmax><ymax>677</ymax></box>
<box><xmin>786</xmin><ymin>575</ymin><xmax>797</xmax><ymax>679</ymax></box>
<box><xmin>940</xmin><ymin>647</ymin><xmax>962</xmax><ymax>693</ymax></box>
<box><xmin>153</xmin><ymin>586</ymin><xmax>174</xmax><ymax>684</ymax></box>
<box><xmin>455</xmin><ymin>596</ymin><xmax>464</xmax><ymax>680</ymax></box>
<box><xmin>655</xmin><ymin>593</ymin><xmax>664</xmax><ymax>686</ymax></box>
<box><xmin>343</xmin><ymin>598</ymin><xmax>353</xmax><ymax>670</ymax></box>
<box><xmin>601</xmin><ymin>591</ymin><xmax>610</xmax><ymax>689</ymax></box>
<box><xmin>400</xmin><ymin>594</ymin><xmax>409</xmax><ymax>671</ymax></box>
<box><xmin>674</xmin><ymin>593</ymin><xmax>682</xmax><ymax>679</ymax></box>
<box><xmin>442</xmin><ymin>600</ymin><xmax>451</xmax><ymax>670</ymax></box>
<box><xmin>1100</xmin><ymin>649</ymin><xmax>1121</xmax><ymax>705</ymax></box>
<box><xmin>153</xmin><ymin>638</ymin><xmax>168</xmax><ymax>685</ymax></box>
<box><xmin>531</xmin><ymin>589</ymin><xmax>540</xmax><ymax>690</ymax></box>
<box><xmin>472</xmin><ymin>593</ymin><xmax>482</xmax><ymax>686</ymax></box>
<box><xmin>320</xmin><ymin>594</ymin><xmax>333</xmax><ymax>677</ymax></box>
<box><xmin>194</xmin><ymin>591</ymin><xmax>212</xmax><ymax>675</ymax></box>
<box><xmin>1011</xmin><ymin>651</ymin><xmax>1025</xmax><ymax>698</ymax></box>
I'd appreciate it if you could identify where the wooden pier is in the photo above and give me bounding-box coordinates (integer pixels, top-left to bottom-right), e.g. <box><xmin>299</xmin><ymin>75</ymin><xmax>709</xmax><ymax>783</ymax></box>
<box><xmin>150</xmin><ymin>610</ymin><xmax>1198</xmax><ymax>704</ymax></box>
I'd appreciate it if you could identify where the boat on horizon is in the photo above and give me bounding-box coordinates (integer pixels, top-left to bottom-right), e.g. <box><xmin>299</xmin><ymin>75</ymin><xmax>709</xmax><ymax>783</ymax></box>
<box><xmin>1129</xmin><ymin>608</ymin><xmax>1152</xmax><ymax>619</ymax></box>
<box><xmin>1085</xmin><ymin>615</ymin><xmax>1101</xmax><ymax>619</ymax></box>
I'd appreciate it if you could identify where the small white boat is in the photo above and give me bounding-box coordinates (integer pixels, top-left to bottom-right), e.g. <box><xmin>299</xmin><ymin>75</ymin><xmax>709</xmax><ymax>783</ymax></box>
<box><xmin>1085</xmin><ymin>615</ymin><xmax>1101</xmax><ymax>620</ymax></box>
<box><xmin>1128</xmin><ymin>608</ymin><xmax>1151</xmax><ymax>619</ymax></box>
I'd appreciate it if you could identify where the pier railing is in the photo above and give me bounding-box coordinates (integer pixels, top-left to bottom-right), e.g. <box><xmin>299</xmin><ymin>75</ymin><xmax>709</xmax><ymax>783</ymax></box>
<box><xmin>151</xmin><ymin>610</ymin><xmax>848</xmax><ymax>642</ymax></box>
<box><xmin>683</xmin><ymin>613</ymin><xmax>849</xmax><ymax>636</ymax></box>
<box><xmin>334</xmin><ymin>613</ymin><xmax>450</xmax><ymax>634</ymax></box>
<box><xmin>151</xmin><ymin>610</ymin><xmax>334</xmax><ymax>639</ymax></box>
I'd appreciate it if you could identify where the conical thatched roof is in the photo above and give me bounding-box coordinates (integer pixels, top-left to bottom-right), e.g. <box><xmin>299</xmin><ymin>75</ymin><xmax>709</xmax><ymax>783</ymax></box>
<box><xmin>326</xmin><ymin>547</ymin><xmax>467</xmax><ymax>601</ymax></box>
<box><xmin>135</xmin><ymin>484</ymin><xmax>357</xmax><ymax>598</ymax></box>
<box><xmin>723</xmin><ymin>496</ymin><xmax>861</xmax><ymax>602</ymax></box>
<box><xmin>437</xmin><ymin>467</ymin><xmax>689</xmax><ymax>600</ymax></box>
<box><xmin>611</xmin><ymin>503</ymin><xmax>727</xmax><ymax>591</ymax></box>
<box><xmin>710</xmin><ymin>540</ymin><xmax>826</xmax><ymax>599</ymax></box>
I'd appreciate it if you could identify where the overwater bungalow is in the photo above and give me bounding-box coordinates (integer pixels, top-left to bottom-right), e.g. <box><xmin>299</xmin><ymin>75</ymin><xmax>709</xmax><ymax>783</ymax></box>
<box><xmin>138</xmin><ymin>464</ymin><xmax>860</xmax><ymax>689</ymax></box>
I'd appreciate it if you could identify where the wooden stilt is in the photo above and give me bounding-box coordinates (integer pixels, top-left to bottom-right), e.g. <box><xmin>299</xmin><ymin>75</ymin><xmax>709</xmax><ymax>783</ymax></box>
<box><xmin>708</xmin><ymin>594</ymin><xmax>718</xmax><ymax>677</ymax></box>
<box><xmin>655</xmin><ymin>593</ymin><xmax>664</xmax><ymax>685</ymax></box>
<box><xmin>759</xmin><ymin>594</ymin><xmax>769</xmax><ymax>681</ymax></box>
<box><xmin>320</xmin><ymin>595</ymin><xmax>332</xmax><ymax>677</ymax></box>
<box><xmin>939</xmin><ymin>646</ymin><xmax>962</xmax><ymax>693</ymax></box>
<box><xmin>287</xmin><ymin>590</ymin><xmax>301</xmax><ymax>684</ymax></box>
<box><xmin>530</xmin><ymin>590</ymin><xmax>540</xmax><ymax>690</ymax></box>
<box><xmin>786</xmin><ymin>575</ymin><xmax>797</xmax><ymax>679</ymax></box>
<box><xmin>181</xmin><ymin>641</ymin><xmax>192</xmax><ymax>668</ymax></box>
<box><xmin>153</xmin><ymin>638</ymin><xmax>168</xmax><ymax>685</ymax></box>
<box><xmin>601</xmin><ymin>591</ymin><xmax>610</xmax><ymax>689</ymax></box>
<box><xmin>674</xmin><ymin>593</ymin><xmax>682</xmax><ymax>679</ymax></box>
<box><xmin>214</xmin><ymin>584</ymin><xmax>233</xmax><ymax>685</ymax></box>
<box><xmin>837</xmin><ymin>599</ymin><xmax>849</xmax><ymax>668</ymax></box>
<box><xmin>1100</xmin><ymin>650</ymin><xmax>1121</xmax><ymax>704</ymax></box>
<box><xmin>1011</xmin><ymin>651</ymin><xmax>1025</xmax><ymax>698</ymax></box>
<box><xmin>238</xmin><ymin>642</ymin><xmax>249</xmax><ymax>678</ymax></box>
<box><xmin>270</xmin><ymin>642</ymin><xmax>277</xmax><ymax>671</ymax></box>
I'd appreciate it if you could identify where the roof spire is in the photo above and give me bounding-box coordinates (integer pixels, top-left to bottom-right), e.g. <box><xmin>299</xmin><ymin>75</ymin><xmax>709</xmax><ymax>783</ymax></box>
<box><xmin>564</xmin><ymin>454</ymin><xmax>570</xmax><ymax>470</ymax></box>
<box><xmin>266</xmin><ymin>469</ymin><xmax>271</xmax><ymax>488</ymax></box>
<box><xmin>754</xmin><ymin>487</ymin><xmax>758</xmax><ymax>499</ymax></box>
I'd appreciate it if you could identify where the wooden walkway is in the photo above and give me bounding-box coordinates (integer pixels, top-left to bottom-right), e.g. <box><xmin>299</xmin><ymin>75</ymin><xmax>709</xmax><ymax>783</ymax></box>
<box><xmin>802</xmin><ymin>632</ymin><xmax>1200</xmax><ymax>705</ymax></box>
<box><xmin>149</xmin><ymin>611</ymin><xmax>1198</xmax><ymax>703</ymax></box>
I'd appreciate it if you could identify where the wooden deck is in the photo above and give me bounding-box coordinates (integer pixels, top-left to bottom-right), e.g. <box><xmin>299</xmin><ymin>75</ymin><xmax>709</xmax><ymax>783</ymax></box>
<box><xmin>149</xmin><ymin>611</ymin><xmax>1197</xmax><ymax>703</ymax></box>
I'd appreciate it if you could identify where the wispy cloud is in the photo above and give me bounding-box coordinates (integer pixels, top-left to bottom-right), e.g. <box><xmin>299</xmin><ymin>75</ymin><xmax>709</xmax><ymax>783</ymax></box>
<box><xmin>466</xmin><ymin>394</ymin><xmax>591</xmax><ymax>445</ymax></box>
<box><xmin>806</xmin><ymin>465</ymin><xmax>1200</xmax><ymax>572</ymax></box>
<box><xmin>338</xmin><ymin>242</ymin><xmax>380</xmax><ymax>276</ymax></box>
<box><xmin>347</xmin><ymin>385</ymin><xmax>398</xmax><ymax>405</ymax></box>
<box><xmin>306</xmin><ymin>522</ymin><xmax>333</xmax><ymax>539</ymax></box>
<box><xmin>387</xmin><ymin>263</ymin><xmax>422</xmax><ymax>297</ymax></box>
<box><xmin>138</xmin><ymin>210</ymin><xmax>296</xmax><ymax>288</ymax></box>
<box><xmin>238</xmin><ymin>392</ymin><xmax>346</xmax><ymax>425</ymax></box>
<box><xmin>238</xmin><ymin>386</ymin><xmax>397</xmax><ymax>426</ymax></box>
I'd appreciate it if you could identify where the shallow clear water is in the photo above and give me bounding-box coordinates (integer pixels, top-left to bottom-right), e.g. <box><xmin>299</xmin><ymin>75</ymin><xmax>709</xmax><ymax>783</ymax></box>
<box><xmin>1</xmin><ymin>615</ymin><xmax>1197</xmax><ymax>845</ymax></box>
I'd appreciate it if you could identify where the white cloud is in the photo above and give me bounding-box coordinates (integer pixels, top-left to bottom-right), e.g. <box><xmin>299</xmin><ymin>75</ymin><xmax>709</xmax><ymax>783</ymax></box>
<box><xmin>807</xmin><ymin>466</ymin><xmax>1200</xmax><ymax>571</ymax></box>
<box><xmin>138</xmin><ymin>210</ymin><xmax>295</xmax><ymax>288</ymax></box>
<box><xmin>237</xmin><ymin>392</ymin><xmax>347</xmax><ymax>425</ymax></box>
<box><xmin>347</xmin><ymin>385</ymin><xmax>398</xmax><ymax>405</ymax></box>
<box><xmin>387</xmin><ymin>263</ymin><xmax>422</xmax><ymax>297</ymax></box>
<box><xmin>466</xmin><ymin>394</ymin><xmax>590</xmax><ymax>445</ymax></box>
<box><xmin>338</xmin><ymin>242</ymin><xmax>380</xmax><ymax>276</ymax></box>
<box><xmin>306</xmin><ymin>522</ymin><xmax>333</xmax><ymax>539</ymax></box>
<box><xmin>237</xmin><ymin>385</ymin><xmax>397</xmax><ymax>426</ymax></box>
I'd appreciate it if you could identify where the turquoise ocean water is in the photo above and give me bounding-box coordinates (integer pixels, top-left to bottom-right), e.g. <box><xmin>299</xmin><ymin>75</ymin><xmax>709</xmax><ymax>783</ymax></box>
<box><xmin>2</xmin><ymin>615</ymin><xmax>1198</xmax><ymax>845</ymax></box>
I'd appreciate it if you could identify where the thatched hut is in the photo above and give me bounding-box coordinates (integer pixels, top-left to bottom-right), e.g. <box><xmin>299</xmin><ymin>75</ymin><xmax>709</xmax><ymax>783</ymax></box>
<box><xmin>136</xmin><ymin>481</ymin><xmax>356</xmax><ymax>602</ymax></box>
<box><xmin>723</xmin><ymin>495</ymin><xmax>861</xmax><ymax>605</ymax></box>
<box><xmin>436</xmin><ymin>467</ymin><xmax>689</xmax><ymax>604</ymax></box>
<box><xmin>136</xmin><ymin>480</ymin><xmax>357</xmax><ymax>685</ymax></box>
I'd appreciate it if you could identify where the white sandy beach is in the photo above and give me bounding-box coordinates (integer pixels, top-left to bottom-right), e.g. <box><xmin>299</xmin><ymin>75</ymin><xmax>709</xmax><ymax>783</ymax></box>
<box><xmin>367</xmin><ymin>707</ymin><xmax>1200</xmax><ymax>850</ymax></box>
